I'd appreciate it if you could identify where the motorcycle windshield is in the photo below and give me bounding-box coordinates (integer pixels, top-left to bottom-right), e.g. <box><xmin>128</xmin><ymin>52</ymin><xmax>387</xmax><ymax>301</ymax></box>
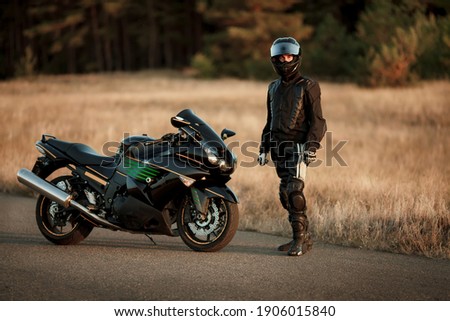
<box><xmin>176</xmin><ymin>109</ymin><xmax>224</xmax><ymax>147</ymax></box>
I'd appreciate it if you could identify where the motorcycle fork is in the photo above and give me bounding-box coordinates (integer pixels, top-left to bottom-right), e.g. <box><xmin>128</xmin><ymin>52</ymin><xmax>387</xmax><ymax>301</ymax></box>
<box><xmin>190</xmin><ymin>187</ymin><xmax>209</xmax><ymax>214</ymax></box>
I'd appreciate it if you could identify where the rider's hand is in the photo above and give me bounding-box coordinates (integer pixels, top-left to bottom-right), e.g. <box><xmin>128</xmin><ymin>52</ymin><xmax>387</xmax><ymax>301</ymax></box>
<box><xmin>258</xmin><ymin>153</ymin><xmax>268</xmax><ymax>166</ymax></box>
<box><xmin>304</xmin><ymin>150</ymin><xmax>316</xmax><ymax>165</ymax></box>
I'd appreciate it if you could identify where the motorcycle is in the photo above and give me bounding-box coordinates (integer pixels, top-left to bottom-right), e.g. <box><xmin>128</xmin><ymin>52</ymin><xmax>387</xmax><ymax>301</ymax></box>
<box><xmin>17</xmin><ymin>109</ymin><xmax>239</xmax><ymax>252</ymax></box>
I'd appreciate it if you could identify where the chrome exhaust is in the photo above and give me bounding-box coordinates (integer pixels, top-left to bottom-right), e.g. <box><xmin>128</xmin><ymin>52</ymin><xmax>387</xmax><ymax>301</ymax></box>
<box><xmin>17</xmin><ymin>168</ymin><xmax>74</xmax><ymax>208</ymax></box>
<box><xmin>17</xmin><ymin>168</ymin><xmax>125</xmax><ymax>231</ymax></box>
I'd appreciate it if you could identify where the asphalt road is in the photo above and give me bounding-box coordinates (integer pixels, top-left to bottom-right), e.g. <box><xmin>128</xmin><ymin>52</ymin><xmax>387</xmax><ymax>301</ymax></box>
<box><xmin>0</xmin><ymin>193</ymin><xmax>448</xmax><ymax>301</ymax></box>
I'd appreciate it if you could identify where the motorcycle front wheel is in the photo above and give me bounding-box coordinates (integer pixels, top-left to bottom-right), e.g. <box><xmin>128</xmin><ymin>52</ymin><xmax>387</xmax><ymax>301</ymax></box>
<box><xmin>178</xmin><ymin>196</ymin><xmax>239</xmax><ymax>252</ymax></box>
<box><xmin>35</xmin><ymin>175</ymin><xmax>93</xmax><ymax>245</ymax></box>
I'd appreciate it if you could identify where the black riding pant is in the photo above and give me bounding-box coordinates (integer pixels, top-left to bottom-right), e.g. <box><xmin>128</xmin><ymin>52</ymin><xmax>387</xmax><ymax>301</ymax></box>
<box><xmin>270</xmin><ymin>143</ymin><xmax>307</xmax><ymax>216</ymax></box>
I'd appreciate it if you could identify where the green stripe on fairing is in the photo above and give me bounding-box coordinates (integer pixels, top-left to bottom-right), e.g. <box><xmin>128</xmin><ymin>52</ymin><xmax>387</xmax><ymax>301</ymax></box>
<box><xmin>124</xmin><ymin>157</ymin><xmax>160</xmax><ymax>181</ymax></box>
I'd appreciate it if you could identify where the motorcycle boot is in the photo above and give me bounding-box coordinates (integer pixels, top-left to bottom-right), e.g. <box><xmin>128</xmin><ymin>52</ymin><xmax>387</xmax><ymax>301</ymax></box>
<box><xmin>287</xmin><ymin>213</ymin><xmax>312</xmax><ymax>256</ymax></box>
<box><xmin>277</xmin><ymin>185</ymin><xmax>293</xmax><ymax>251</ymax></box>
<box><xmin>277</xmin><ymin>213</ymin><xmax>313</xmax><ymax>252</ymax></box>
<box><xmin>278</xmin><ymin>176</ymin><xmax>312</xmax><ymax>255</ymax></box>
<box><xmin>276</xmin><ymin>182</ymin><xmax>291</xmax><ymax>251</ymax></box>
<box><xmin>277</xmin><ymin>239</ymin><xmax>294</xmax><ymax>252</ymax></box>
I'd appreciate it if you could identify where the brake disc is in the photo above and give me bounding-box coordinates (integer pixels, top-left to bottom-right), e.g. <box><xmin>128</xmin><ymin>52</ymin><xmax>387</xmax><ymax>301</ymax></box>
<box><xmin>188</xmin><ymin>202</ymin><xmax>220</xmax><ymax>236</ymax></box>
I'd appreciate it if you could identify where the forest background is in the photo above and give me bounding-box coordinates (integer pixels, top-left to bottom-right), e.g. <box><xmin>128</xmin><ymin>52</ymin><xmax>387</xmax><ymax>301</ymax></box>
<box><xmin>1</xmin><ymin>0</ymin><xmax>449</xmax><ymax>258</ymax></box>
<box><xmin>2</xmin><ymin>0</ymin><xmax>449</xmax><ymax>86</ymax></box>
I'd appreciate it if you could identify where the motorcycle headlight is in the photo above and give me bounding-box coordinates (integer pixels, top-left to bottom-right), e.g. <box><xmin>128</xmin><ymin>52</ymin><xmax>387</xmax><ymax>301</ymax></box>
<box><xmin>204</xmin><ymin>146</ymin><xmax>219</xmax><ymax>165</ymax></box>
<box><xmin>219</xmin><ymin>152</ymin><xmax>237</xmax><ymax>172</ymax></box>
<box><xmin>218</xmin><ymin>159</ymin><xmax>227</xmax><ymax>170</ymax></box>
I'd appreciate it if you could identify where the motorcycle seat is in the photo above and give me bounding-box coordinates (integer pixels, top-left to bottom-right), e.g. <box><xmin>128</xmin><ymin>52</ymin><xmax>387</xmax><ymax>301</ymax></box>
<box><xmin>47</xmin><ymin>138</ymin><xmax>115</xmax><ymax>166</ymax></box>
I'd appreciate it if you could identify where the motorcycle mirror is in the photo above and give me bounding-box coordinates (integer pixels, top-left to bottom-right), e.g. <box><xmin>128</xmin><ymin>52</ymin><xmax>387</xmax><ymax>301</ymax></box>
<box><xmin>221</xmin><ymin>128</ymin><xmax>236</xmax><ymax>140</ymax></box>
<box><xmin>171</xmin><ymin>116</ymin><xmax>190</xmax><ymax>128</ymax></box>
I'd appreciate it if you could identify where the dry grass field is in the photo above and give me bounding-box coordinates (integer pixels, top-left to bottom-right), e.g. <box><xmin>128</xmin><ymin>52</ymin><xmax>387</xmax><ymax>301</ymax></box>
<box><xmin>0</xmin><ymin>72</ymin><xmax>448</xmax><ymax>258</ymax></box>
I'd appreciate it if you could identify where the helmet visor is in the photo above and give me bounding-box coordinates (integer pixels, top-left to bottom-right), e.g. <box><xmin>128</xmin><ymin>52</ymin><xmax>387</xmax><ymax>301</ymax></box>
<box><xmin>270</xmin><ymin>42</ymin><xmax>300</xmax><ymax>57</ymax></box>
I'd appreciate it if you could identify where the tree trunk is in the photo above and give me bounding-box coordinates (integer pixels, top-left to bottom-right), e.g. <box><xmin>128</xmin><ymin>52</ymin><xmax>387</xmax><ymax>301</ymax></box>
<box><xmin>162</xmin><ymin>3</ymin><xmax>174</xmax><ymax>68</ymax></box>
<box><xmin>120</xmin><ymin>17</ymin><xmax>131</xmax><ymax>70</ymax></box>
<box><xmin>13</xmin><ymin>0</ymin><xmax>24</xmax><ymax>75</ymax></box>
<box><xmin>113</xmin><ymin>19</ymin><xmax>123</xmax><ymax>70</ymax></box>
<box><xmin>90</xmin><ymin>4</ymin><xmax>104</xmax><ymax>71</ymax></box>
<box><xmin>67</xmin><ymin>24</ymin><xmax>76</xmax><ymax>73</ymax></box>
<box><xmin>147</xmin><ymin>0</ymin><xmax>158</xmax><ymax>68</ymax></box>
<box><xmin>103</xmin><ymin>11</ymin><xmax>113</xmax><ymax>71</ymax></box>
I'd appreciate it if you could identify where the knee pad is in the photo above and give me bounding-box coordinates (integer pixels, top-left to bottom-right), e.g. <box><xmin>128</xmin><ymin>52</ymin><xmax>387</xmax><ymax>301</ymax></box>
<box><xmin>287</xmin><ymin>177</ymin><xmax>306</xmax><ymax>213</ymax></box>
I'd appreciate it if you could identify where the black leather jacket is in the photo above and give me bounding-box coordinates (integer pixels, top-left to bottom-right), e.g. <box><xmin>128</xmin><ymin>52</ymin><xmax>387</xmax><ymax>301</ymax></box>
<box><xmin>260</xmin><ymin>73</ymin><xmax>327</xmax><ymax>153</ymax></box>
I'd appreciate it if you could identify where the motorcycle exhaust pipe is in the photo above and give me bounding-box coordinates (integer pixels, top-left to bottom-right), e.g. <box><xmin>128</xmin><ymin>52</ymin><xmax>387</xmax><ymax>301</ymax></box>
<box><xmin>17</xmin><ymin>168</ymin><xmax>124</xmax><ymax>231</ymax></box>
<box><xmin>17</xmin><ymin>168</ymin><xmax>73</xmax><ymax>207</ymax></box>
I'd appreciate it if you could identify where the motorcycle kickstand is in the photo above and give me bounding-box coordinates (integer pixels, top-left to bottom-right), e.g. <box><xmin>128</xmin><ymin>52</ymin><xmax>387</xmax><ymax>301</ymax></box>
<box><xmin>145</xmin><ymin>233</ymin><xmax>157</xmax><ymax>245</ymax></box>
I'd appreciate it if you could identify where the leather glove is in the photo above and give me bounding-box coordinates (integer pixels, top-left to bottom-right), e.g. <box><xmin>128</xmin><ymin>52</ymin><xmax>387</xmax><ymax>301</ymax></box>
<box><xmin>258</xmin><ymin>153</ymin><xmax>268</xmax><ymax>166</ymax></box>
<box><xmin>304</xmin><ymin>150</ymin><xmax>316</xmax><ymax>165</ymax></box>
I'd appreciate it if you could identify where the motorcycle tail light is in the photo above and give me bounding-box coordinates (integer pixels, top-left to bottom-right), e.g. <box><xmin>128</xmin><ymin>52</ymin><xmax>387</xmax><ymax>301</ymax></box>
<box><xmin>35</xmin><ymin>143</ymin><xmax>46</xmax><ymax>155</ymax></box>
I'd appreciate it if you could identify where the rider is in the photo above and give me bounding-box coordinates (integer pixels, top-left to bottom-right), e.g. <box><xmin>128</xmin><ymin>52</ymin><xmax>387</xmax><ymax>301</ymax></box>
<box><xmin>258</xmin><ymin>37</ymin><xmax>327</xmax><ymax>256</ymax></box>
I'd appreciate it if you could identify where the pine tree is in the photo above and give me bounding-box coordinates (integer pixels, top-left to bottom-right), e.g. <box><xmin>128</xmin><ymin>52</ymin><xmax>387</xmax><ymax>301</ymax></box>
<box><xmin>413</xmin><ymin>14</ymin><xmax>450</xmax><ymax>79</ymax></box>
<box><xmin>24</xmin><ymin>1</ymin><xmax>91</xmax><ymax>73</ymax></box>
<box><xmin>356</xmin><ymin>0</ymin><xmax>424</xmax><ymax>86</ymax></box>
<box><xmin>367</xmin><ymin>27</ymin><xmax>419</xmax><ymax>86</ymax></box>
<box><xmin>195</xmin><ymin>0</ymin><xmax>313</xmax><ymax>79</ymax></box>
<box><xmin>305</xmin><ymin>14</ymin><xmax>360</xmax><ymax>79</ymax></box>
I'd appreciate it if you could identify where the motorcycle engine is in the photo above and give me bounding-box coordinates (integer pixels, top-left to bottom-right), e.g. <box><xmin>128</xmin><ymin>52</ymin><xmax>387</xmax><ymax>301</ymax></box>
<box><xmin>111</xmin><ymin>194</ymin><xmax>144</xmax><ymax>230</ymax></box>
<box><xmin>112</xmin><ymin>194</ymin><xmax>127</xmax><ymax>219</ymax></box>
<box><xmin>111</xmin><ymin>195</ymin><xmax>127</xmax><ymax>225</ymax></box>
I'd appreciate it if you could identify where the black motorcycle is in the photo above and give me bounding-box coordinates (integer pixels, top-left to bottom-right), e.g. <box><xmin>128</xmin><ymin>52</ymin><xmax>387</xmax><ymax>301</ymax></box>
<box><xmin>17</xmin><ymin>109</ymin><xmax>239</xmax><ymax>252</ymax></box>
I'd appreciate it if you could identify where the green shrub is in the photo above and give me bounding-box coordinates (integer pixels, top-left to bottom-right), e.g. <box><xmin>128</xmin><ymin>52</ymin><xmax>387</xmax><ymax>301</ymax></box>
<box><xmin>366</xmin><ymin>27</ymin><xmax>419</xmax><ymax>87</ymax></box>
<box><xmin>190</xmin><ymin>53</ymin><xmax>217</xmax><ymax>78</ymax></box>
<box><xmin>244</xmin><ymin>58</ymin><xmax>274</xmax><ymax>80</ymax></box>
<box><xmin>306</xmin><ymin>14</ymin><xmax>361</xmax><ymax>80</ymax></box>
<box><xmin>14</xmin><ymin>46</ymin><xmax>37</xmax><ymax>77</ymax></box>
<box><xmin>413</xmin><ymin>15</ymin><xmax>450</xmax><ymax>79</ymax></box>
<box><xmin>356</xmin><ymin>0</ymin><xmax>421</xmax><ymax>86</ymax></box>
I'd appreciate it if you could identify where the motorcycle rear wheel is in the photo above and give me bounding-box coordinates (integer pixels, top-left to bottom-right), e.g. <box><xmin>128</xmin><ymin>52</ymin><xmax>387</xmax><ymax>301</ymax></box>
<box><xmin>35</xmin><ymin>175</ymin><xmax>93</xmax><ymax>245</ymax></box>
<box><xmin>178</xmin><ymin>196</ymin><xmax>239</xmax><ymax>252</ymax></box>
